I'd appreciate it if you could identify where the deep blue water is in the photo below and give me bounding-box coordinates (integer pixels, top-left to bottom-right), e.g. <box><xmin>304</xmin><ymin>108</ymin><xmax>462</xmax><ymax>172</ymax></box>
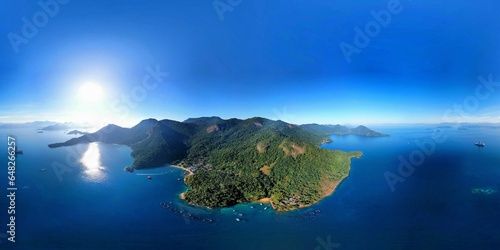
<box><xmin>1</xmin><ymin>126</ymin><xmax>500</xmax><ymax>249</ymax></box>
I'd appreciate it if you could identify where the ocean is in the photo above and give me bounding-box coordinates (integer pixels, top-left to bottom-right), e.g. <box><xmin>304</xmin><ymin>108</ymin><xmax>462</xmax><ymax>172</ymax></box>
<box><xmin>1</xmin><ymin>125</ymin><xmax>500</xmax><ymax>249</ymax></box>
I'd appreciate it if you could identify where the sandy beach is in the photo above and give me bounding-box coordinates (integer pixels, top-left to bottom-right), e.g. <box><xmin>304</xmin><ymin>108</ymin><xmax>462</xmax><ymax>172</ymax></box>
<box><xmin>169</xmin><ymin>164</ymin><xmax>193</xmax><ymax>174</ymax></box>
<box><xmin>257</xmin><ymin>198</ymin><xmax>271</xmax><ymax>203</ymax></box>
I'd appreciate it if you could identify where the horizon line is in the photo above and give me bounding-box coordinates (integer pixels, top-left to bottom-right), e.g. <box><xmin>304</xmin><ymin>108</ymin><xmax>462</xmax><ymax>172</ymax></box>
<box><xmin>2</xmin><ymin>117</ymin><xmax>500</xmax><ymax>128</ymax></box>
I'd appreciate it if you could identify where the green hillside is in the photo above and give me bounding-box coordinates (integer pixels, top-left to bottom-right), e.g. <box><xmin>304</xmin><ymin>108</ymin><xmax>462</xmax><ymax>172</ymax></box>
<box><xmin>301</xmin><ymin>123</ymin><xmax>389</xmax><ymax>137</ymax></box>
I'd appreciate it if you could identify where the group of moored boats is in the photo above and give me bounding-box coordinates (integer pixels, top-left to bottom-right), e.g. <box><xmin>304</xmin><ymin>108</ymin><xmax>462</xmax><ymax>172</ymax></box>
<box><xmin>159</xmin><ymin>201</ymin><xmax>278</xmax><ymax>223</ymax></box>
<box><xmin>159</xmin><ymin>202</ymin><xmax>214</xmax><ymax>223</ymax></box>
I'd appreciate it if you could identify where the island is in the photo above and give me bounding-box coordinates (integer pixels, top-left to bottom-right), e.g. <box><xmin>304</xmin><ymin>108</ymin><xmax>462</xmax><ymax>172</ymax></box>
<box><xmin>66</xmin><ymin>130</ymin><xmax>89</xmax><ymax>135</ymax></box>
<box><xmin>48</xmin><ymin>117</ymin><xmax>384</xmax><ymax>211</ymax></box>
<box><xmin>300</xmin><ymin>123</ymin><xmax>389</xmax><ymax>137</ymax></box>
<box><xmin>39</xmin><ymin>122</ymin><xmax>89</xmax><ymax>131</ymax></box>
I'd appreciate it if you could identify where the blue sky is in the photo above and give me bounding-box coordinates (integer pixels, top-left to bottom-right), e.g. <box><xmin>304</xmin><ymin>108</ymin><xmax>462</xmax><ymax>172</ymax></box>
<box><xmin>1</xmin><ymin>0</ymin><xmax>500</xmax><ymax>126</ymax></box>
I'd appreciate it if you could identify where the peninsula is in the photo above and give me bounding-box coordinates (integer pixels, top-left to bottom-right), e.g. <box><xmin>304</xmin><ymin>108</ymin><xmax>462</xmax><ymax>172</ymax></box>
<box><xmin>49</xmin><ymin>117</ymin><xmax>383</xmax><ymax>211</ymax></box>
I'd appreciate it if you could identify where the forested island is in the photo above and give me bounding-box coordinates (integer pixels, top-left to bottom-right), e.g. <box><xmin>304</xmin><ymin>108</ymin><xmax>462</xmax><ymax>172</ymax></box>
<box><xmin>301</xmin><ymin>123</ymin><xmax>389</xmax><ymax>137</ymax></box>
<box><xmin>49</xmin><ymin>117</ymin><xmax>385</xmax><ymax>211</ymax></box>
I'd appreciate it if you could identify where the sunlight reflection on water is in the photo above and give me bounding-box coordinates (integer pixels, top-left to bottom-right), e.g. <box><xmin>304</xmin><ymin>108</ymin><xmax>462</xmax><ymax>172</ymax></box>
<box><xmin>80</xmin><ymin>143</ymin><xmax>106</xmax><ymax>182</ymax></box>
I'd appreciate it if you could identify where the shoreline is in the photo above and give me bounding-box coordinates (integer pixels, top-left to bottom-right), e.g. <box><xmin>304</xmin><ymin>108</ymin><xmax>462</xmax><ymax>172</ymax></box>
<box><xmin>256</xmin><ymin>198</ymin><xmax>276</xmax><ymax>209</ymax></box>
<box><xmin>323</xmin><ymin>153</ymin><xmax>362</xmax><ymax>197</ymax></box>
<box><xmin>323</xmin><ymin>178</ymin><xmax>345</xmax><ymax>198</ymax></box>
<box><xmin>172</xmin><ymin>164</ymin><xmax>192</xmax><ymax>201</ymax></box>
<box><xmin>169</xmin><ymin>164</ymin><xmax>193</xmax><ymax>175</ymax></box>
<box><xmin>294</xmin><ymin>152</ymin><xmax>362</xmax><ymax>211</ymax></box>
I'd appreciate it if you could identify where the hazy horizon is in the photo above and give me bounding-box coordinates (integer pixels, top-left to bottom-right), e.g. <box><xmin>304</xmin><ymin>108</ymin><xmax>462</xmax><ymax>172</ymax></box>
<box><xmin>3</xmin><ymin>116</ymin><xmax>500</xmax><ymax>130</ymax></box>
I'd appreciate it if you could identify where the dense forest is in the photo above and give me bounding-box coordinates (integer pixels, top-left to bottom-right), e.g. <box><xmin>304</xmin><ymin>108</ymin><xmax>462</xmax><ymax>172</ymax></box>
<box><xmin>49</xmin><ymin>117</ymin><xmax>373</xmax><ymax>211</ymax></box>
<box><xmin>300</xmin><ymin>123</ymin><xmax>389</xmax><ymax>137</ymax></box>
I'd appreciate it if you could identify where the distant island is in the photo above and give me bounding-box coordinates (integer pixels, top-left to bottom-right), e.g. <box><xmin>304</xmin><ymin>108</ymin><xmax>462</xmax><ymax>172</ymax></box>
<box><xmin>300</xmin><ymin>124</ymin><xmax>389</xmax><ymax>137</ymax></box>
<box><xmin>39</xmin><ymin>122</ymin><xmax>90</xmax><ymax>131</ymax></box>
<box><xmin>66</xmin><ymin>130</ymin><xmax>88</xmax><ymax>135</ymax></box>
<box><xmin>49</xmin><ymin>117</ymin><xmax>386</xmax><ymax>211</ymax></box>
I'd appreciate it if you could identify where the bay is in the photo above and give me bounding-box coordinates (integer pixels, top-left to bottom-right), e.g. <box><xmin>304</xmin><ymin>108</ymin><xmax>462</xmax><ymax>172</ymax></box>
<box><xmin>1</xmin><ymin>126</ymin><xmax>499</xmax><ymax>249</ymax></box>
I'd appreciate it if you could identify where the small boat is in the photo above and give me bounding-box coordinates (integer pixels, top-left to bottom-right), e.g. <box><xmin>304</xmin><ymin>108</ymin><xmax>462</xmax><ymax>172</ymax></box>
<box><xmin>40</xmin><ymin>168</ymin><xmax>46</xmax><ymax>172</ymax></box>
<box><xmin>235</xmin><ymin>218</ymin><xmax>241</xmax><ymax>222</ymax></box>
<box><xmin>147</xmin><ymin>176</ymin><xmax>152</xmax><ymax>180</ymax></box>
<box><xmin>264</xmin><ymin>207</ymin><xmax>268</xmax><ymax>210</ymax></box>
<box><xmin>475</xmin><ymin>141</ymin><xmax>485</xmax><ymax>147</ymax></box>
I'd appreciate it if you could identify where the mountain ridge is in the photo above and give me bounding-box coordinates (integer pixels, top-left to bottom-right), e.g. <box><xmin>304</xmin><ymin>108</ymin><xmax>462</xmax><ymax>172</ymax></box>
<box><xmin>300</xmin><ymin>123</ymin><xmax>389</xmax><ymax>137</ymax></box>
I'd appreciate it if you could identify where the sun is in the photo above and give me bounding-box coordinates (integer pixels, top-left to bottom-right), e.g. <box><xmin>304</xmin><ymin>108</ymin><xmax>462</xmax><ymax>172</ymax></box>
<box><xmin>78</xmin><ymin>82</ymin><xmax>104</xmax><ymax>103</ymax></box>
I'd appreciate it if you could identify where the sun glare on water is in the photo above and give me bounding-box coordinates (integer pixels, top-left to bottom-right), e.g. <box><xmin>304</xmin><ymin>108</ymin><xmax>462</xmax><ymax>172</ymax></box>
<box><xmin>80</xmin><ymin>143</ymin><xmax>106</xmax><ymax>182</ymax></box>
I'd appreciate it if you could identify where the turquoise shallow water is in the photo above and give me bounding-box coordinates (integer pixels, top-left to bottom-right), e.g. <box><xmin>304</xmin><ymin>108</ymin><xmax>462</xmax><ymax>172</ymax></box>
<box><xmin>1</xmin><ymin>126</ymin><xmax>500</xmax><ymax>249</ymax></box>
